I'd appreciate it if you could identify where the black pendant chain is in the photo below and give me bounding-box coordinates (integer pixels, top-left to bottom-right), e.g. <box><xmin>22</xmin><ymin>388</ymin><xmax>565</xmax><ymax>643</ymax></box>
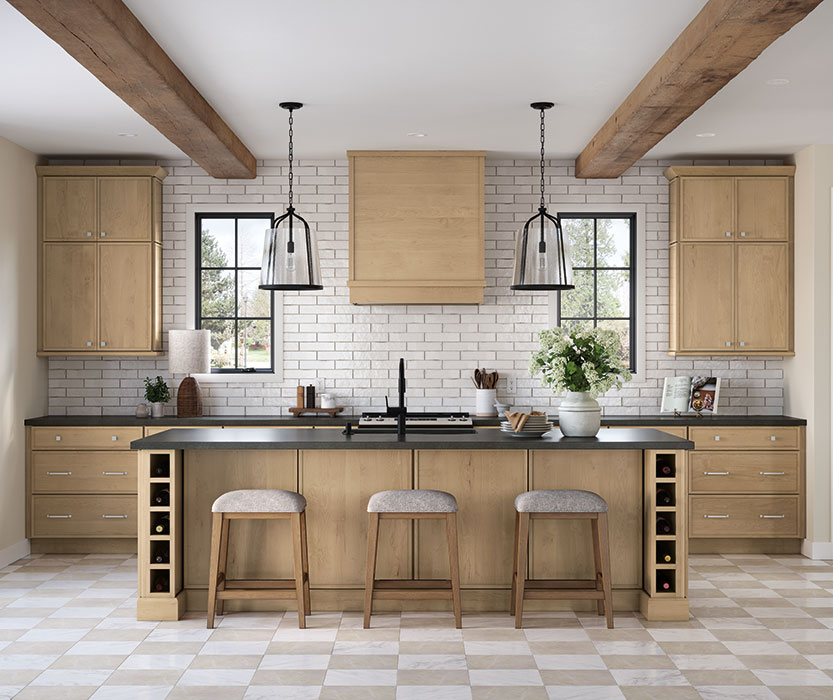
<box><xmin>287</xmin><ymin>107</ymin><xmax>294</xmax><ymax>209</ymax></box>
<box><xmin>539</xmin><ymin>106</ymin><xmax>546</xmax><ymax>210</ymax></box>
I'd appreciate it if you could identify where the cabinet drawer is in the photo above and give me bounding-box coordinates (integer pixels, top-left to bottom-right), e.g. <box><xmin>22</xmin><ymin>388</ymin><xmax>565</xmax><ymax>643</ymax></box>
<box><xmin>689</xmin><ymin>495</ymin><xmax>800</xmax><ymax>538</ymax></box>
<box><xmin>32</xmin><ymin>495</ymin><xmax>137</xmax><ymax>538</ymax></box>
<box><xmin>32</xmin><ymin>452</ymin><xmax>137</xmax><ymax>493</ymax></box>
<box><xmin>32</xmin><ymin>427</ymin><xmax>142</xmax><ymax>450</ymax></box>
<box><xmin>690</xmin><ymin>452</ymin><xmax>800</xmax><ymax>493</ymax></box>
<box><xmin>689</xmin><ymin>426</ymin><xmax>799</xmax><ymax>451</ymax></box>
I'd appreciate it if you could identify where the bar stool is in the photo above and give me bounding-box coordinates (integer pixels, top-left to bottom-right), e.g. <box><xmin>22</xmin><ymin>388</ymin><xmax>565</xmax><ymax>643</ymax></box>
<box><xmin>206</xmin><ymin>489</ymin><xmax>310</xmax><ymax>629</ymax></box>
<box><xmin>511</xmin><ymin>489</ymin><xmax>613</xmax><ymax>629</ymax></box>
<box><xmin>364</xmin><ymin>489</ymin><xmax>462</xmax><ymax>629</ymax></box>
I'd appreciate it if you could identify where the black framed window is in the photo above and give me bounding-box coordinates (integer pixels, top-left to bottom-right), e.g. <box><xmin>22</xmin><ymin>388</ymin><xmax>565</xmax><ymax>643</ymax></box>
<box><xmin>196</xmin><ymin>213</ymin><xmax>275</xmax><ymax>373</ymax></box>
<box><xmin>557</xmin><ymin>214</ymin><xmax>637</xmax><ymax>371</ymax></box>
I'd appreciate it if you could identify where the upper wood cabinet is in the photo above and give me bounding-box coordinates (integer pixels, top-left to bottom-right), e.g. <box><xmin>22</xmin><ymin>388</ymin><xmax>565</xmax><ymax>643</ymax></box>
<box><xmin>36</xmin><ymin>166</ymin><xmax>167</xmax><ymax>356</ymax></box>
<box><xmin>666</xmin><ymin>166</ymin><xmax>794</xmax><ymax>356</ymax></box>
<box><xmin>347</xmin><ymin>151</ymin><xmax>486</xmax><ymax>304</ymax></box>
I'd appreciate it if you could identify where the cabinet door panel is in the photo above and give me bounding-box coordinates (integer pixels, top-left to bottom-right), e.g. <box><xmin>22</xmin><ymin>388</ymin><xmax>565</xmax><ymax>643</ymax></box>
<box><xmin>736</xmin><ymin>178</ymin><xmax>789</xmax><ymax>241</ymax></box>
<box><xmin>680</xmin><ymin>178</ymin><xmax>734</xmax><ymax>240</ymax></box>
<box><xmin>98</xmin><ymin>177</ymin><xmax>152</xmax><ymax>240</ymax></box>
<box><xmin>416</xmin><ymin>450</ymin><xmax>525</xmax><ymax>586</ymax></box>
<box><xmin>678</xmin><ymin>244</ymin><xmax>734</xmax><ymax>353</ymax></box>
<box><xmin>42</xmin><ymin>177</ymin><xmax>96</xmax><ymax>240</ymax></box>
<box><xmin>736</xmin><ymin>244</ymin><xmax>790</xmax><ymax>351</ymax></box>
<box><xmin>300</xmin><ymin>450</ymin><xmax>411</xmax><ymax>586</ymax></box>
<box><xmin>530</xmin><ymin>450</ymin><xmax>642</xmax><ymax>588</ymax></box>
<box><xmin>99</xmin><ymin>243</ymin><xmax>152</xmax><ymax>351</ymax></box>
<box><xmin>42</xmin><ymin>243</ymin><xmax>97</xmax><ymax>351</ymax></box>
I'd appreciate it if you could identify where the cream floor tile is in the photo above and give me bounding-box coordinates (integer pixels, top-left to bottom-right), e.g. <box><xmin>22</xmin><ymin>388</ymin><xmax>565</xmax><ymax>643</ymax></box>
<box><xmin>89</xmin><ymin>686</ymin><xmax>172</xmax><ymax>699</ymax></box>
<box><xmin>249</xmin><ymin>669</ymin><xmax>326</xmax><ymax>685</ymax></box>
<box><xmin>534</xmin><ymin>655</ymin><xmax>605</xmax><ymax>670</ymax></box>
<box><xmin>118</xmin><ymin>653</ymin><xmax>194</xmax><ymax>670</ymax></box>
<box><xmin>259</xmin><ymin>653</ymin><xmax>331</xmax><ymax>669</ymax></box>
<box><xmin>29</xmin><ymin>669</ymin><xmax>113</xmax><ymax>686</ymax></box>
<box><xmin>324</xmin><ymin>668</ymin><xmax>398</xmax><ymax>685</ymax></box>
<box><xmin>668</xmin><ymin>654</ymin><xmax>746</xmax><ymax>669</ymax></box>
<box><xmin>396</xmin><ymin>687</ymin><xmax>472</xmax><ymax>700</ymax></box>
<box><xmin>693</xmin><ymin>687</ymin><xmax>778</xmax><ymax>700</ymax></box>
<box><xmin>398</xmin><ymin>653</ymin><xmax>467</xmax><ymax>670</ymax></box>
<box><xmin>466</xmin><ymin>654</ymin><xmax>537</xmax><ymax>669</ymax></box>
<box><xmin>187</xmin><ymin>654</ymin><xmax>262</xmax><ymax>669</ymax></box>
<box><xmin>545</xmin><ymin>686</ymin><xmax>625</xmax><ymax>699</ymax></box>
<box><xmin>398</xmin><ymin>670</ymin><xmax>471</xmax><ymax>685</ymax></box>
<box><xmin>176</xmin><ymin>668</ymin><xmax>254</xmax><ymax>685</ymax></box>
<box><xmin>243</xmin><ymin>687</ymin><xmax>321</xmax><ymax>700</ymax></box>
<box><xmin>752</xmin><ymin>668</ymin><xmax>833</xmax><ymax>686</ymax></box>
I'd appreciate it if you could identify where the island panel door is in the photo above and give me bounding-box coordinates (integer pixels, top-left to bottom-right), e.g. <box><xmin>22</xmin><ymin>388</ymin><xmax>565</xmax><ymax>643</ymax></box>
<box><xmin>530</xmin><ymin>449</ymin><xmax>642</xmax><ymax>589</ymax></box>
<box><xmin>415</xmin><ymin>449</ymin><xmax>525</xmax><ymax>586</ymax></box>
<box><xmin>300</xmin><ymin>449</ymin><xmax>412</xmax><ymax>586</ymax></box>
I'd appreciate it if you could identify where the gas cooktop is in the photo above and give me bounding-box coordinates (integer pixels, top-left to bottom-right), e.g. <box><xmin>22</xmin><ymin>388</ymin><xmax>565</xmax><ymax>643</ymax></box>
<box><xmin>358</xmin><ymin>412</ymin><xmax>475</xmax><ymax>433</ymax></box>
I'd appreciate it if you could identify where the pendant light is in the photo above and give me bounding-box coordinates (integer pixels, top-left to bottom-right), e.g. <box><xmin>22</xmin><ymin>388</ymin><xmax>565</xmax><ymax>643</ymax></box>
<box><xmin>510</xmin><ymin>102</ymin><xmax>574</xmax><ymax>290</ymax></box>
<box><xmin>260</xmin><ymin>102</ymin><xmax>323</xmax><ymax>291</ymax></box>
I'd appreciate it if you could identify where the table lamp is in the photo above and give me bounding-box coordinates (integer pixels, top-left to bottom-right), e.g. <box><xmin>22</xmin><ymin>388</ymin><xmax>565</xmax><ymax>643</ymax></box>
<box><xmin>168</xmin><ymin>330</ymin><xmax>211</xmax><ymax>418</ymax></box>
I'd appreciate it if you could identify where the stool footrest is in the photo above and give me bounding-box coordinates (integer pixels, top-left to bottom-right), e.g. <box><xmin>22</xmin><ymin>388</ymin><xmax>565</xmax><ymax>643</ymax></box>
<box><xmin>374</xmin><ymin>579</ymin><xmax>451</xmax><ymax>590</ymax></box>
<box><xmin>374</xmin><ymin>589</ymin><xmax>454</xmax><ymax>601</ymax></box>
<box><xmin>524</xmin><ymin>578</ymin><xmax>599</xmax><ymax>590</ymax></box>
<box><xmin>524</xmin><ymin>589</ymin><xmax>605</xmax><ymax>601</ymax></box>
<box><xmin>224</xmin><ymin>578</ymin><xmax>302</xmax><ymax>590</ymax></box>
<box><xmin>216</xmin><ymin>589</ymin><xmax>300</xmax><ymax>601</ymax></box>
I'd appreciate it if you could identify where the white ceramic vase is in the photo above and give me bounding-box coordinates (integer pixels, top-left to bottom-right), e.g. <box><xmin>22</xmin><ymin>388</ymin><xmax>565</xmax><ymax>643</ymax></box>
<box><xmin>150</xmin><ymin>402</ymin><xmax>165</xmax><ymax>418</ymax></box>
<box><xmin>557</xmin><ymin>391</ymin><xmax>601</xmax><ymax>437</ymax></box>
<box><xmin>475</xmin><ymin>389</ymin><xmax>497</xmax><ymax>416</ymax></box>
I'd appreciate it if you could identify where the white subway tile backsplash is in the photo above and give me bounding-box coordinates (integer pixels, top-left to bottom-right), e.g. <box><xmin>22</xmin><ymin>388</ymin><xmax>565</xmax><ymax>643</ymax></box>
<box><xmin>46</xmin><ymin>156</ymin><xmax>784</xmax><ymax>416</ymax></box>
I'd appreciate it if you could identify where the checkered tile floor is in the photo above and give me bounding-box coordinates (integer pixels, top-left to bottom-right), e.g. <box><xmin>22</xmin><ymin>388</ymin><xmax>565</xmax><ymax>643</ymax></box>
<box><xmin>2</xmin><ymin>553</ymin><xmax>833</xmax><ymax>699</ymax></box>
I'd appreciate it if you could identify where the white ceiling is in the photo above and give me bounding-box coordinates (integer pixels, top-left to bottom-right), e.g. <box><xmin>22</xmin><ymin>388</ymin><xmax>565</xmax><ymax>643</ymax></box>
<box><xmin>0</xmin><ymin>0</ymin><xmax>831</xmax><ymax>164</ymax></box>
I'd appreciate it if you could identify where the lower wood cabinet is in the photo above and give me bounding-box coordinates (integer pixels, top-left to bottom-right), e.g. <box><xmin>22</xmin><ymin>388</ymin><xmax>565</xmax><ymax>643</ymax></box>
<box><xmin>299</xmin><ymin>449</ymin><xmax>411</xmax><ymax>586</ymax></box>
<box><xmin>689</xmin><ymin>496</ymin><xmax>800</xmax><ymax>538</ymax></box>
<box><xmin>415</xmin><ymin>450</ymin><xmax>525</xmax><ymax>586</ymax></box>
<box><xmin>32</xmin><ymin>495</ymin><xmax>137</xmax><ymax>538</ymax></box>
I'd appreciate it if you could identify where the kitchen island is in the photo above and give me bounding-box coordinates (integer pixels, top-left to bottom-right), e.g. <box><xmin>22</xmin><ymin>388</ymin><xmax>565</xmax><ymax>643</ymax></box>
<box><xmin>131</xmin><ymin>427</ymin><xmax>693</xmax><ymax>622</ymax></box>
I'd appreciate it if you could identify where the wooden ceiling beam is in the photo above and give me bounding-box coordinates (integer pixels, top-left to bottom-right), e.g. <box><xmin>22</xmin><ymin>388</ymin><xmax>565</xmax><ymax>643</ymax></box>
<box><xmin>7</xmin><ymin>0</ymin><xmax>256</xmax><ymax>178</ymax></box>
<box><xmin>574</xmin><ymin>0</ymin><xmax>823</xmax><ymax>179</ymax></box>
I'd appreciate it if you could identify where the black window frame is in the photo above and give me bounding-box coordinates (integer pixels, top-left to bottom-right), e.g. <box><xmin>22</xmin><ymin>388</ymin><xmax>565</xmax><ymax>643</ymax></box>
<box><xmin>556</xmin><ymin>212</ymin><xmax>637</xmax><ymax>372</ymax></box>
<box><xmin>195</xmin><ymin>212</ymin><xmax>276</xmax><ymax>374</ymax></box>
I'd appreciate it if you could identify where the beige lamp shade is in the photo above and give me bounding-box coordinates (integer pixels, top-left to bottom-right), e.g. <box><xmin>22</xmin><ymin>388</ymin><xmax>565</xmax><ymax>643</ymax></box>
<box><xmin>168</xmin><ymin>330</ymin><xmax>211</xmax><ymax>375</ymax></box>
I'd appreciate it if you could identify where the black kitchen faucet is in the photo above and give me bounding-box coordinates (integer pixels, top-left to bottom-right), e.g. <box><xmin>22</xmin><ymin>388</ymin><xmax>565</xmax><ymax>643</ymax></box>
<box><xmin>384</xmin><ymin>358</ymin><xmax>407</xmax><ymax>436</ymax></box>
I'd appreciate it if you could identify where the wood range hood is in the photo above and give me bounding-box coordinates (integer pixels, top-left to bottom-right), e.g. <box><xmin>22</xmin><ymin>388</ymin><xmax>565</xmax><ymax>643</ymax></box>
<box><xmin>347</xmin><ymin>150</ymin><xmax>487</xmax><ymax>305</ymax></box>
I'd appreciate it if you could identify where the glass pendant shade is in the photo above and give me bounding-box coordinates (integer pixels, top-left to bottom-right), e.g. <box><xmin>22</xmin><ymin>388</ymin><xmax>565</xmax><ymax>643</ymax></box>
<box><xmin>510</xmin><ymin>207</ymin><xmax>574</xmax><ymax>290</ymax></box>
<box><xmin>260</xmin><ymin>207</ymin><xmax>322</xmax><ymax>290</ymax></box>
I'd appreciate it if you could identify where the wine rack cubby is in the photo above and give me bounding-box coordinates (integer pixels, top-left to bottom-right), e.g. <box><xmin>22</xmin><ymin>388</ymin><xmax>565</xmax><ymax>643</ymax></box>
<box><xmin>137</xmin><ymin>450</ymin><xmax>185</xmax><ymax>620</ymax></box>
<box><xmin>644</xmin><ymin>450</ymin><xmax>687</xmax><ymax>606</ymax></box>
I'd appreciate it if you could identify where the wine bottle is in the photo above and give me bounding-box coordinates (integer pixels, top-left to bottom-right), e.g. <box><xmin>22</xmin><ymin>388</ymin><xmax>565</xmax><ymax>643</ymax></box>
<box><xmin>151</xmin><ymin>462</ymin><xmax>168</xmax><ymax>478</ymax></box>
<box><xmin>662</xmin><ymin>553</ymin><xmax>673</xmax><ymax>563</ymax></box>
<box><xmin>656</xmin><ymin>488</ymin><xmax>674</xmax><ymax>506</ymax></box>
<box><xmin>154</xmin><ymin>488</ymin><xmax>170</xmax><ymax>506</ymax></box>
<box><xmin>153</xmin><ymin>549</ymin><xmax>169</xmax><ymax>564</ymax></box>
<box><xmin>656</xmin><ymin>571</ymin><xmax>674</xmax><ymax>592</ymax></box>
<box><xmin>154</xmin><ymin>515</ymin><xmax>170</xmax><ymax>535</ymax></box>
<box><xmin>656</xmin><ymin>516</ymin><xmax>673</xmax><ymax>535</ymax></box>
<box><xmin>153</xmin><ymin>576</ymin><xmax>169</xmax><ymax>592</ymax></box>
<box><xmin>658</xmin><ymin>462</ymin><xmax>674</xmax><ymax>477</ymax></box>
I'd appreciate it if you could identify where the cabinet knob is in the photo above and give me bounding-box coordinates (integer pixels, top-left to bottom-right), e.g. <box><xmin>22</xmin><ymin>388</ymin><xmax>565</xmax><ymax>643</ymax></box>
<box><xmin>725</xmin><ymin>341</ymin><xmax>732</xmax><ymax>347</ymax></box>
<box><xmin>770</xmin><ymin>435</ymin><xmax>776</xmax><ymax>441</ymax></box>
<box><xmin>55</xmin><ymin>435</ymin><xmax>61</xmax><ymax>441</ymax></box>
<box><xmin>725</xmin><ymin>231</ymin><xmax>732</xmax><ymax>237</ymax></box>
<box><xmin>86</xmin><ymin>231</ymin><xmax>92</xmax><ymax>237</ymax></box>
<box><xmin>101</xmin><ymin>341</ymin><xmax>107</xmax><ymax>348</ymax></box>
<box><xmin>714</xmin><ymin>435</ymin><xmax>720</xmax><ymax>441</ymax></box>
<box><xmin>111</xmin><ymin>435</ymin><xmax>118</xmax><ymax>441</ymax></box>
<box><xmin>739</xmin><ymin>341</ymin><xmax>746</xmax><ymax>347</ymax></box>
<box><xmin>740</xmin><ymin>231</ymin><xmax>747</xmax><ymax>237</ymax></box>
<box><xmin>86</xmin><ymin>341</ymin><xmax>93</xmax><ymax>347</ymax></box>
<box><xmin>100</xmin><ymin>231</ymin><xmax>107</xmax><ymax>237</ymax></box>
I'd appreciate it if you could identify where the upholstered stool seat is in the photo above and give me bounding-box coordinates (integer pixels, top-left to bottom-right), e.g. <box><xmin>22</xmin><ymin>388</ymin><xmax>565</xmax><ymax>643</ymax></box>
<box><xmin>212</xmin><ymin>489</ymin><xmax>307</xmax><ymax>513</ymax></box>
<box><xmin>364</xmin><ymin>489</ymin><xmax>462</xmax><ymax>629</ymax></box>
<box><xmin>512</xmin><ymin>489</ymin><xmax>614</xmax><ymax>629</ymax></box>
<box><xmin>206</xmin><ymin>489</ymin><xmax>310</xmax><ymax>630</ymax></box>
<box><xmin>368</xmin><ymin>489</ymin><xmax>457</xmax><ymax>513</ymax></box>
<box><xmin>514</xmin><ymin>489</ymin><xmax>607</xmax><ymax>514</ymax></box>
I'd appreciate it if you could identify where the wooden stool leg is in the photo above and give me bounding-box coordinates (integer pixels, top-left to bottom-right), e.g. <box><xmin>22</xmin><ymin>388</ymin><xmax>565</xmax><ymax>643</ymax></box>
<box><xmin>216</xmin><ymin>515</ymin><xmax>230</xmax><ymax>617</ymax></box>
<box><xmin>510</xmin><ymin>511</ymin><xmax>519</xmax><ymax>616</ymax></box>
<box><xmin>514</xmin><ymin>512</ymin><xmax>530</xmax><ymax>628</ymax></box>
<box><xmin>363</xmin><ymin>512</ymin><xmax>380</xmax><ymax>629</ymax></box>
<box><xmin>290</xmin><ymin>513</ymin><xmax>306</xmax><ymax>629</ymax></box>
<box><xmin>446</xmin><ymin>513</ymin><xmax>462</xmax><ymax>629</ymax></box>
<box><xmin>597</xmin><ymin>512</ymin><xmax>614</xmax><ymax>629</ymax></box>
<box><xmin>206</xmin><ymin>512</ymin><xmax>223</xmax><ymax>629</ymax></box>
<box><xmin>300</xmin><ymin>510</ymin><xmax>311</xmax><ymax>616</ymax></box>
<box><xmin>590</xmin><ymin>517</ymin><xmax>604</xmax><ymax>616</ymax></box>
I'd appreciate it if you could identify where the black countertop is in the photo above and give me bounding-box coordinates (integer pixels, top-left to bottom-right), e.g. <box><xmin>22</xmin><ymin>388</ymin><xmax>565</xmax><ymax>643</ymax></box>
<box><xmin>130</xmin><ymin>427</ymin><xmax>694</xmax><ymax>451</ymax></box>
<box><xmin>26</xmin><ymin>413</ymin><xmax>806</xmax><ymax>427</ymax></box>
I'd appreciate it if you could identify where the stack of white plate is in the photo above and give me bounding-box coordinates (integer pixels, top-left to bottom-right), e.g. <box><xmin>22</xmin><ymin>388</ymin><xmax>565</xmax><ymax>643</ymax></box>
<box><xmin>500</xmin><ymin>415</ymin><xmax>554</xmax><ymax>438</ymax></box>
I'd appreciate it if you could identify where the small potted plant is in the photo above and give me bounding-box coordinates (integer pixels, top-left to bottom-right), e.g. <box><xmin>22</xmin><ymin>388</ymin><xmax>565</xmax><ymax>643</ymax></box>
<box><xmin>529</xmin><ymin>327</ymin><xmax>631</xmax><ymax>437</ymax></box>
<box><xmin>144</xmin><ymin>376</ymin><xmax>171</xmax><ymax>418</ymax></box>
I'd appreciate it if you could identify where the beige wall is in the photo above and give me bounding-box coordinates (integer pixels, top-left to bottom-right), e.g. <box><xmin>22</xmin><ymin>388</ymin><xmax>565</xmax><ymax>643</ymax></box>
<box><xmin>0</xmin><ymin>135</ymin><xmax>45</xmax><ymax>558</ymax></box>
<box><xmin>784</xmin><ymin>144</ymin><xmax>833</xmax><ymax>554</ymax></box>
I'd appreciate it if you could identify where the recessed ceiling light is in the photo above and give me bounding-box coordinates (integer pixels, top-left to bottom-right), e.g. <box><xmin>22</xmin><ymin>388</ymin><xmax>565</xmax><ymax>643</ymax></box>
<box><xmin>407</xmin><ymin>132</ymin><xmax>427</xmax><ymax>138</ymax></box>
<box><xmin>765</xmin><ymin>78</ymin><xmax>790</xmax><ymax>86</ymax></box>
<box><xmin>696</xmin><ymin>132</ymin><xmax>716</xmax><ymax>138</ymax></box>
<box><xmin>117</xmin><ymin>132</ymin><xmax>138</xmax><ymax>138</ymax></box>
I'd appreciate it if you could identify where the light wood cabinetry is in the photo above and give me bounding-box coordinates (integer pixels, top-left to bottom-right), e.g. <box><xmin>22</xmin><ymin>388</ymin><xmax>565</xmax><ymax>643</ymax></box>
<box><xmin>666</xmin><ymin>166</ymin><xmax>794</xmax><ymax>356</ymax></box>
<box><xmin>37</xmin><ymin>166</ymin><xmax>166</xmax><ymax>356</ymax></box>
<box><xmin>347</xmin><ymin>150</ymin><xmax>486</xmax><ymax>304</ymax></box>
<box><xmin>27</xmin><ymin>426</ymin><xmax>140</xmax><ymax>546</ymax></box>
<box><xmin>687</xmin><ymin>425</ymin><xmax>805</xmax><ymax>542</ymax></box>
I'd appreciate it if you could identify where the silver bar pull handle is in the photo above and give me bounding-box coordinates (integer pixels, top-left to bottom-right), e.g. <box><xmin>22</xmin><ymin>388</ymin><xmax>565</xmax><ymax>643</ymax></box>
<box><xmin>46</xmin><ymin>514</ymin><xmax>72</xmax><ymax>519</ymax></box>
<box><xmin>760</xmin><ymin>471</ymin><xmax>786</xmax><ymax>476</ymax></box>
<box><xmin>101</xmin><ymin>514</ymin><xmax>128</xmax><ymax>519</ymax></box>
<box><xmin>760</xmin><ymin>514</ymin><xmax>785</xmax><ymax>519</ymax></box>
<box><xmin>704</xmin><ymin>471</ymin><xmax>730</xmax><ymax>475</ymax></box>
<box><xmin>704</xmin><ymin>514</ymin><xmax>729</xmax><ymax>519</ymax></box>
<box><xmin>102</xmin><ymin>471</ymin><xmax>128</xmax><ymax>476</ymax></box>
<box><xmin>46</xmin><ymin>471</ymin><xmax>72</xmax><ymax>476</ymax></box>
